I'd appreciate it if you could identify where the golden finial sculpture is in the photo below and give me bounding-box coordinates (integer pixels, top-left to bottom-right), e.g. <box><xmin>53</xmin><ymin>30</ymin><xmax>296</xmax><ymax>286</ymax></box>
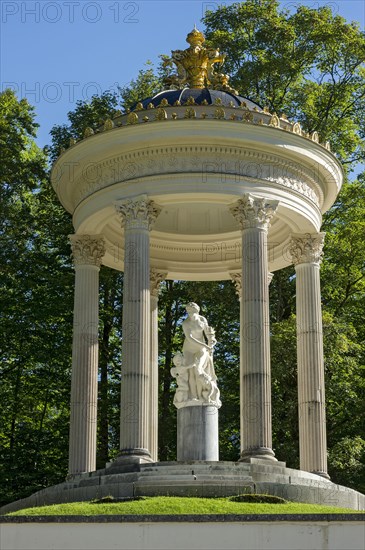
<box><xmin>163</xmin><ymin>27</ymin><xmax>236</xmax><ymax>92</ymax></box>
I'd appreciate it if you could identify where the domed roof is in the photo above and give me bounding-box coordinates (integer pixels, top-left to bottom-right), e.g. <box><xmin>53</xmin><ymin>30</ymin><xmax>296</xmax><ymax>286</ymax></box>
<box><xmin>132</xmin><ymin>88</ymin><xmax>261</xmax><ymax>111</ymax></box>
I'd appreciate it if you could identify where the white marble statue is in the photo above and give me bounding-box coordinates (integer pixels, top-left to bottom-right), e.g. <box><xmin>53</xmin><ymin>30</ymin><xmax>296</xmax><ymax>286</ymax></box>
<box><xmin>171</xmin><ymin>302</ymin><xmax>221</xmax><ymax>409</ymax></box>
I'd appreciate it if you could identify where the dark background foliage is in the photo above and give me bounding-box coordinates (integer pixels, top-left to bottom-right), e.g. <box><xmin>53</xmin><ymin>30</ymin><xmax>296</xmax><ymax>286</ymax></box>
<box><xmin>1</xmin><ymin>1</ymin><xmax>364</xmax><ymax>506</ymax></box>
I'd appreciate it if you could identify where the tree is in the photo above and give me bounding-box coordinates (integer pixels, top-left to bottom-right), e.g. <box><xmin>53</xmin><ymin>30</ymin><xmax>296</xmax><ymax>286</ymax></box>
<box><xmin>203</xmin><ymin>0</ymin><xmax>365</xmax><ymax>166</ymax></box>
<box><xmin>1</xmin><ymin>1</ymin><xmax>364</xmax><ymax>506</ymax></box>
<box><xmin>203</xmin><ymin>0</ymin><xmax>365</xmax><ymax>489</ymax></box>
<box><xmin>0</xmin><ymin>90</ymin><xmax>74</xmax><ymax>506</ymax></box>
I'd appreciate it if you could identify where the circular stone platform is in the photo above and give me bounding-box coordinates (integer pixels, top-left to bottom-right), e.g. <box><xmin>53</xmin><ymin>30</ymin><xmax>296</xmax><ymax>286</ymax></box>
<box><xmin>1</xmin><ymin>460</ymin><xmax>364</xmax><ymax>514</ymax></box>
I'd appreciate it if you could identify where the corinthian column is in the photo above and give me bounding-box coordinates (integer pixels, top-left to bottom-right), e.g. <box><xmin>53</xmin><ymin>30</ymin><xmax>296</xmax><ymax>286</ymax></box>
<box><xmin>69</xmin><ymin>234</ymin><xmax>105</xmax><ymax>475</ymax></box>
<box><xmin>150</xmin><ymin>269</ymin><xmax>167</xmax><ymax>462</ymax></box>
<box><xmin>115</xmin><ymin>195</ymin><xmax>161</xmax><ymax>461</ymax></box>
<box><xmin>230</xmin><ymin>194</ymin><xmax>278</xmax><ymax>462</ymax></box>
<box><xmin>289</xmin><ymin>233</ymin><xmax>329</xmax><ymax>478</ymax></box>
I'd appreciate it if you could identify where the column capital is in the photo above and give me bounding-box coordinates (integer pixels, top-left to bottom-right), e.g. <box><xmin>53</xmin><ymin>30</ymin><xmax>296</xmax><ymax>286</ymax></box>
<box><xmin>229</xmin><ymin>194</ymin><xmax>279</xmax><ymax>231</ymax></box>
<box><xmin>230</xmin><ymin>272</ymin><xmax>242</xmax><ymax>299</ymax></box>
<box><xmin>115</xmin><ymin>194</ymin><xmax>161</xmax><ymax>231</ymax></box>
<box><xmin>69</xmin><ymin>234</ymin><xmax>105</xmax><ymax>267</ymax></box>
<box><xmin>289</xmin><ymin>233</ymin><xmax>325</xmax><ymax>266</ymax></box>
<box><xmin>150</xmin><ymin>269</ymin><xmax>167</xmax><ymax>298</ymax></box>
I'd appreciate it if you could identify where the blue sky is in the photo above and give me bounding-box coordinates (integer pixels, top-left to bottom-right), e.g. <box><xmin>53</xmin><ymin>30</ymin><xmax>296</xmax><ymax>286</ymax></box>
<box><xmin>1</xmin><ymin>0</ymin><xmax>364</xmax><ymax>149</ymax></box>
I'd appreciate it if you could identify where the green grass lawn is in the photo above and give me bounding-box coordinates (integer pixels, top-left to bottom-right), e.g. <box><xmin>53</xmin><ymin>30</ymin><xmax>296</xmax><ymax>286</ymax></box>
<box><xmin>6</xmin><ymin>496</ymin><xmax>362</xmax><ymax>516</ymax></box>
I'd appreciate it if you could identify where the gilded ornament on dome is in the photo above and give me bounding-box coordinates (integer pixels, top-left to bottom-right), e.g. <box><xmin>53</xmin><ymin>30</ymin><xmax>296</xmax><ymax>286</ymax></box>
<box><xmin>186</xmin><ymin>96</ymin><xmax>196</xmax><ymax>105</ymax></box>
<box><xmin>103</xmin><ymin>118</ymin><xmax>114</xmax><ymax>131</ymax></box>
<box><xmin>147</xmin><ymin>103</ymin><xmax>155</xmax><ymax>109</ymax></box>
<box><xmin>155</xmin><ymin>108</ymin><xmax>167</xmax><ymax>120</ymax></box>
<box><xmin>214</xmin><ymin>107</ymin><xmax>225</xmax><ymax>119</ymax></box>
<box><xmin>171</xmin><ymin>112</ymin><xmax>178</xmax><ymax>119</ymax></box>
<box><xmin>143</xmin><ymin>116</ymin><xmax>149</xmax><ymax>122</ymax></box>
<box><xmin>201</xmin><ymin>112</ymin><xmax>208</xmax><ymax>119</ymax></box>
<box><xmin>69</xmin><ymin>137</ymin><xmax>77</xmax><ymax>146</ymax></box>
<box><xmin>184</xmin><ymin>107</ymin><xmax>196</xmax><ymax>119</ymax></box>
<box><xmin>258</xmin><ymin>118</ymin><xmax>264</xmax><ymax>125</ymax></box>
<box><xmin>158</xmin><ymin>98</ymin><xmax>170</xmax><ymax>107</ymax></box>
<box><xmin>127</xmin><ymin>112</ymin><xmax>139</xmax><ymax>125</ymax></box>
<box><xmin>84</xmin><ymin>127</ymin><xmax>94</xmax><ymax>138</ymax></box>
<box><xmin>173</xmin><ymin>100</ymin><xmax>181</xmax><ymax>106</ymax></box>
<box><xmin>292</xmin><ymin>122</ymin><xmax>302</xmax><ymax>135</ymax></box>
<box><xmin>325</xmin><ymin>141</ymin><xmax>331</xmax><ymax>150</ymax></box>
<box><xmin>269</xmin><ymin>114</ymin><xmax>280</xmax><ymax>128</ymax></box>
<box><xmin>243</xmin><ymin>112</ymin><xmax>253</xmax><ymax>122</ymax></box>
<box><xmin>201</xmin><ymin>99</ymin><xmax>209</xmax><ymax>105</ymax></box>
<box><xmin>135</xmin><ymin>102</ymin><xmax>144</xmax><ymax>111</ymax></box>
<box><xmin>240</xmin><ymin>101</ymin><xmax>247</xmax><ymax>109</ymax></box>
<box><xmin>211</xmin><ymin>73</ymin><xmax>238</xmax><ymax>94</ymax></box>
<box><xmin>162</xmin><ymin>27</ymin><xmax>235</xmax><ymax>93</ymax></box>
<box><xmin>113</xmin><ymin>110</ymin><xmax>122</xmax><ymax>118</ymax></box>
<box><xmin>230</xmin><ymin>114</ymin><xmax>236</xmax><ymax>120</ymax></box>
<box><xmin>263</xmin><ymin>106</ymin><xmax>271</xmax><ymax>114</ymax></box>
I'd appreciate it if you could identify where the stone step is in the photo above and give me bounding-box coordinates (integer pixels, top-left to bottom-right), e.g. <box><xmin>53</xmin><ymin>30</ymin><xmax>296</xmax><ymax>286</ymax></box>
<box><xmin>136</xmin><ymin>474</ymin><xmax>254</xmax><ymax>483</ymax></box>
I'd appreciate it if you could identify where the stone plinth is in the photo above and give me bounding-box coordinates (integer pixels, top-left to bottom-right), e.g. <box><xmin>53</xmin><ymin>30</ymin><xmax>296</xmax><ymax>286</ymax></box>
<box><xmin>177</xmin><ymin>405</ymin><xmax>219</xmax><ymax>461</ymax></box>
<box><xmin>2</xmin><ymin>461</ymin><xmax>364</xmax><ymax>514</ymax></box>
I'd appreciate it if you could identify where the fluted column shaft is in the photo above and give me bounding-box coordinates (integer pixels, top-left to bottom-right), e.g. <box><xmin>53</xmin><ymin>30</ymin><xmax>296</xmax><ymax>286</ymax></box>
<box><xmin>230</xmin><ymin>272</ymin><xmax>243</xmax><ymax>447</ymax></box>
<box><xmin>230</xmin><ymin>195</ymin><xmax>278</xmax><ymax>461</ymax></box>
<box><xmin>116</xmin><ymin>196</ymin><xmax>161</xmax><ymax>459</ymax></box>
<box><xmin>150</xmin><ymin>270</ymin><xmax>167</xmax><ymax>462</ymax></box>
<box><xmin>290</xmin><ymin>233</ymin><xmax>329</xmax><ymax>478</ymax></box>
<box><xmin>69</xmin><ymin>235</ymin><xmax>105</xmax><ymax>475</ymax></box>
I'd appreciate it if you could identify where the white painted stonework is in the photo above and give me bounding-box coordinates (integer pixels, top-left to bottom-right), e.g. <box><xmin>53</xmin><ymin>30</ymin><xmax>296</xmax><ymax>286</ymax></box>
<box><xmin>52</xmin><ymin>113</ymin><xmax>342</xmax><ymax>281</ymax></box>
<box><xmin>51</xmin><ymin>76</ymin><xmax>343</xmax><ymax>481</ymax></box>
<box><xmin>2</xmin><ymin>520</ymin><xmax>364</xmax><ymax>550</ymax></box>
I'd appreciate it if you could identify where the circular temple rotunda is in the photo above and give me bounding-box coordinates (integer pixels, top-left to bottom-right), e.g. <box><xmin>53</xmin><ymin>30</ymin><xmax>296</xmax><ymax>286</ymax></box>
<box><xmin>2</xmin><ymin>28</ymin><xmax>364</xmax><ymax>513</ymax></box>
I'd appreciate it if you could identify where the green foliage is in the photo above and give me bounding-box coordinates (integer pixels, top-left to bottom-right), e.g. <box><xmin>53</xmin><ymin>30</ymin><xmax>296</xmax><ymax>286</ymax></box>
<box><xmin>118</xmin><ymin>61</ymin><xmax>163</xmax><ymax>111</ymax></box>
<box><xmin>0</xmin><ymin>90</ymin><xmax>74</xmax><ymax>506</ymax></box>
<box><xmin>49</xmin><ymin>62</ymin><xmax>162</xmax><ymax>162</ymax></box>
<box><xmin>49</xmin><ymin>91</ymin><xmax>119</xmax><ymax>162</ymax></box>
<box><xmin>203</xmin><ymin>0</ymin><xmax>365</xmax><ymax>166</ymax></box>
<box><xmin>1</xmin><ymin>1</ymin><xmax>365</xmax><ymax>507</ymax></box>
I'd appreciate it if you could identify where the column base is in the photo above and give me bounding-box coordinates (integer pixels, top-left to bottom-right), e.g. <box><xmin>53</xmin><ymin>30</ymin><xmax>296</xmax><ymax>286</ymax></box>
<box><xmin>311</xmin><ymin>470</ymin><xmax>331</xmax><ymax>480</ymax></box>
<box><xmin>106</xmin><ymin>453</ymin><xmax>155</xmax><ymax>474</ymax></box>
<box><xmin>239</xmin><ymin>447</ymin><xmax>277</xmax><ymax>462</ymax></box>
<box><xmin>118</xmin><ymin>448</ymin><xmax>153</xmax><ymax>461</ymax></box>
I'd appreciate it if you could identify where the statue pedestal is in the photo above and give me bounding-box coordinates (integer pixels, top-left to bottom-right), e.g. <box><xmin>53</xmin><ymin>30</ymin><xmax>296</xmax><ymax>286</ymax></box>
<box><xmin>177</xmin><ymin>404</ymin><xmax>219</xmax><ymax>461</ymax></box>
